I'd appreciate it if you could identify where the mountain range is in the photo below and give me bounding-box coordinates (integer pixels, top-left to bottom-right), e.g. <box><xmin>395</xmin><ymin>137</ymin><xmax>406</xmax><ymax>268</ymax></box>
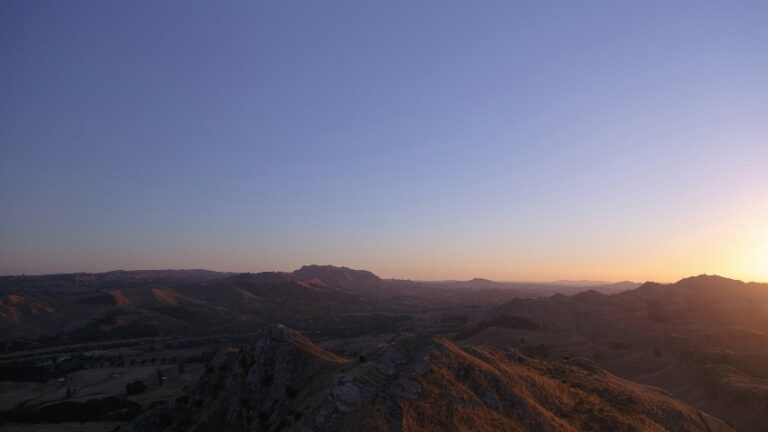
<box><xmin>0</xmin><ymin>266</ymin><xmax>636</xmax><ymax>350</ymax></box>
<box><xmin>462</xmin><ymin>275</ymin><xmax>768</xmax><ymax>431</ymax></box>
<box><xmin>3</xmin><ymin>266</ymin><xmax>766</xmax><ymax>430</ymax></box>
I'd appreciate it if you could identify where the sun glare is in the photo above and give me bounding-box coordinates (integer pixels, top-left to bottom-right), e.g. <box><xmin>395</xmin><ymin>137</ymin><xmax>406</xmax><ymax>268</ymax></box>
<box><xmin>749</xmin><ymin>241</ymin><xmax>768</xmax><ymax>281</ymax></box>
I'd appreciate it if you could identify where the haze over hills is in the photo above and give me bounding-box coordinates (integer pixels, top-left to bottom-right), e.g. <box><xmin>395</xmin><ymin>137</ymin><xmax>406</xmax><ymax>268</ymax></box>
<box><xmin>0</xmin><ymin>266</ymin><xmax>638</xmax><ymax>348</ymax></box>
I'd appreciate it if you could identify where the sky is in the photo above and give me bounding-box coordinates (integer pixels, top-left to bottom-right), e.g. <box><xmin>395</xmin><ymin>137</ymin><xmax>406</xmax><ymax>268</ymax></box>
<box><xmin>1</xmin><ymin>1</ymin><xmax>767</xmax><ymax>282</ymax></box>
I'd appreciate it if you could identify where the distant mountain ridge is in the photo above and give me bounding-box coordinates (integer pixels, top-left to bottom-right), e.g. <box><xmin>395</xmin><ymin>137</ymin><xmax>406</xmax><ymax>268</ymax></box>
<box><xmin>293</xmin><ymin>264</ymin><xmax>382</xmax><ymax>292</ymax></box>
<box><xmin>0</xmin><ymin>266</ymin><xmax>671</xmax><ymax>352</ymax></box>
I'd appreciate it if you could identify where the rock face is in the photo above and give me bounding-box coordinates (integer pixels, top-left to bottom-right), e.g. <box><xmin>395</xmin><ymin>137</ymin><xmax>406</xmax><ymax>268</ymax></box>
<box><xmin>120</xmin><ymin>325</ymin><xmax>733</xmax><ymax>432</ymax></box>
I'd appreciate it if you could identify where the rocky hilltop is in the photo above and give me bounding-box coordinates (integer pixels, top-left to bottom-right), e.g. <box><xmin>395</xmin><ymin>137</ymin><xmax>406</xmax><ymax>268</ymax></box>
<box><xmin>463</xmin><ymin>274</ymin><xmax>768</xmax><ymax>431</ymax></box>
<box><xmin>120</xmin><ymin>325</ymin><xmax>731</xmax><ymax>432</ymax></box>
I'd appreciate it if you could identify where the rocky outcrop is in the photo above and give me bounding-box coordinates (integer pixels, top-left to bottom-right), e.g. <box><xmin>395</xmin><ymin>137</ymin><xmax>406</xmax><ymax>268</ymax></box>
<box><xmin>120</xmin><ymin>324</ymin><xmax>733</xmax><ymax>432</ymax></box>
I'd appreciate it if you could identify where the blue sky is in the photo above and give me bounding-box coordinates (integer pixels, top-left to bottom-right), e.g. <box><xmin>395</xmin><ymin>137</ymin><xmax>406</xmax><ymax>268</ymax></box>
<box><xmin>2</xmin><ymin>1</ymin><xmax>767</xmax><ymax>281</ymax></box>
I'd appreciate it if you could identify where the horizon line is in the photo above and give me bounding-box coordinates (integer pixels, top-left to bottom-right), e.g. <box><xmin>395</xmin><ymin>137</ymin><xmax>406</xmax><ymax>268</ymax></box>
<box><xmin>1</xmin><ymin>266</ymin><xmax>762</xmax><ymax>285</ymax></box>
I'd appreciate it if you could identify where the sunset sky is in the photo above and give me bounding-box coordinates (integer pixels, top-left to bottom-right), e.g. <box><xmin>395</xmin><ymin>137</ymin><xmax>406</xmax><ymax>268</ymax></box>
<box><xmin>1</xmin><ymin>1</ymin><xmax>767</xmax><ymax>282</ymax></box>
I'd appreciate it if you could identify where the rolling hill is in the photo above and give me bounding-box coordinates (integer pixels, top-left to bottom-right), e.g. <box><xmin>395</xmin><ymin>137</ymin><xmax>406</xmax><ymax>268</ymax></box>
<box><xmin>461</xmin><ymin>275</ymin><xmax>768</xmax><ymax>431</ymax></box>
<box><xmin>119</xmin><ymin>324</ymin><xmax>731</xmax><ymax>432</ymax></box>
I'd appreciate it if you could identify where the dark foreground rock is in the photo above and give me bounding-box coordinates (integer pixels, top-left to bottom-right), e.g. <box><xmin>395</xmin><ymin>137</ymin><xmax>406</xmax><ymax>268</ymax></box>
<box><xmin>119</xmin><ymin>324</ymin><xmax>732</xmax><ymax>432</ymax></box>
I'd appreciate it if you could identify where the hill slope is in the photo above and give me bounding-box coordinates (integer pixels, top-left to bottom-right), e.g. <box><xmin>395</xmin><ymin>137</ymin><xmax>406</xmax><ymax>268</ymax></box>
<box><xmin>120</xmin><ymin>325</ymin><xmax>731</xmax><ymax>432</ymax></box>
<box><xmin>463</xmin><ymin>275</ymin><xmax>768</xmax><ymax>431</ymax></box>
